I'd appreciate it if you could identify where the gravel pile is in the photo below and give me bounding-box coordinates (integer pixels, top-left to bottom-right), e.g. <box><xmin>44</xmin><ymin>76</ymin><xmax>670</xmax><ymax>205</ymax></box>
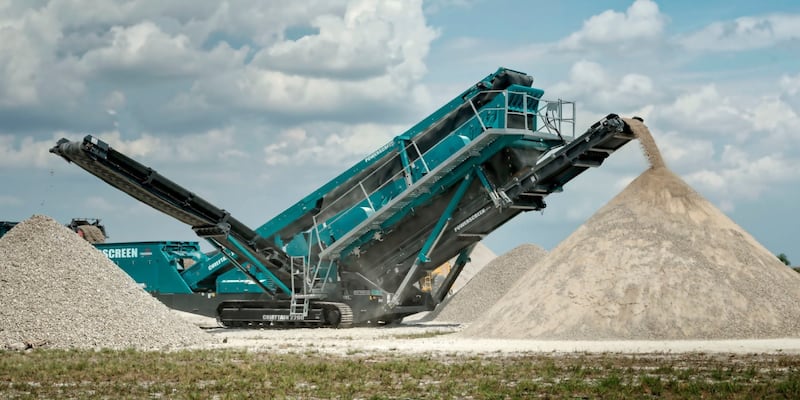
<box><xmin>425</xmin><ymin>244</ymin><xmax>546</xmax><ymax>323</ymax></box>
<box><xmin>0</xmin><ymin>215</ymin><xmax>211</xmax><ymax>350</ymax></box>
<box><xmin>463</xmin><ymin>119</ymin><xmax>800</xmax><ymax>340</ymax></box>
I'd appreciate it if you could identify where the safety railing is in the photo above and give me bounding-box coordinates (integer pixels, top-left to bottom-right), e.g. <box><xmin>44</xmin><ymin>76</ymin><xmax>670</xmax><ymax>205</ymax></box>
<box><xmin>306</xmin><ymin>89</ymin><xmax>575</xmax><ymax>262</ymax></box>
<box><xmin>303</xmin><ymin>226</ymin><xmax>336</xmax><ymax>296</ymax></box>
<box><xmin>536</xmin><ymin>98</ymin><xmax>575</xmax><ymax>139</ymax></box>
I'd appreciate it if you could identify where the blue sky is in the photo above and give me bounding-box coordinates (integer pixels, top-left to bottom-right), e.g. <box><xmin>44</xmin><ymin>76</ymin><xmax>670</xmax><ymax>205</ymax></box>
<box><xmin>1</xmin><ymin>0</ymin><xmax>798</xmax><ymax>263</ymax></box>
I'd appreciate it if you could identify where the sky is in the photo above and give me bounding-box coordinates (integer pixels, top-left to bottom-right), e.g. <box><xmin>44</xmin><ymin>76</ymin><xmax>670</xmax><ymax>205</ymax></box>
<box><xmin>1</xmin><ymin>0</ymin><xmax>798</xmax><ymax>263</ymax></box>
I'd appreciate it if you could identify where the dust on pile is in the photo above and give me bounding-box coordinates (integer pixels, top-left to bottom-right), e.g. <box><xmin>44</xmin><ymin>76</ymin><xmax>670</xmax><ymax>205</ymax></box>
<box><xmin>463</xmin><ymin>120</ymin><xmax>800</xmax><ymax>340</ymax></box>
<box><xmin>0</xmin><ymin>215</ymin><xmax>211</xmax><ymax>350</ymax></box>
<box><xmin>424</xmin><ymin>244</ymin><xmax>546</xmax><ymax>324</ymax></box>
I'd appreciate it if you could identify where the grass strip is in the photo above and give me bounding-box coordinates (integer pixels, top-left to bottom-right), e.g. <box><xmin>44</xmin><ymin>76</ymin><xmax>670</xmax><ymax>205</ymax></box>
<box><xmin>1</xmin><ymin>350</ymin><xmax>799</xmax><ymax>399</ymax></box>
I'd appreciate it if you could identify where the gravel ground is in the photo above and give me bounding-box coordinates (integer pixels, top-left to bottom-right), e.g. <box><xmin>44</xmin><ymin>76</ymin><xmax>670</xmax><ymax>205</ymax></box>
<box><xmin>415</xmin><ymin>244</ymin><xmax>546</xmax><ymax>324</ymax></box>
<box><xmin>0</xmin><ymin>215</ymin><xmax>212</xmax><ymax>350</ymax></box>
<box><xmin>463</xmin><ymin>120</ymin><xmax>800</xmax><ymax>340</ymax></box>
<box><xmin>196</xmin><ymin>323</ymin><xmax>800</xmax><ymax>356</ymax></box>
<box><xmin>166</xmin><ymin>308</ymin><xmax>800</xmax><ymax>356</ymax></box>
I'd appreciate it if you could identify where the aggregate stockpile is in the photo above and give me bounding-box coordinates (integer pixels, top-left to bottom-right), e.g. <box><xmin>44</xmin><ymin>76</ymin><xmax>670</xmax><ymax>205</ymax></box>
<box><xmin>427</xmin><ymin>244</ymin><xmax>546</xmax><ymax>324</ymax></box>
<box><xmin>0</xmin><ymin>215</ymin><xmax>210</xmax><ymax>350</ymax></box>
<box><xmin>465</xmin><ymin>119</ymin><xmax>800</xmax><ymax>340</ymax></box>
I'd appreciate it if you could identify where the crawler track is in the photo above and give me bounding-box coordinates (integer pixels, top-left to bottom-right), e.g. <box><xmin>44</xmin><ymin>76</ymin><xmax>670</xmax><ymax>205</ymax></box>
<box><xmin>217</xmin><ymin>300</ymin><xmax>354</xmax><ymax>328</ymax></box>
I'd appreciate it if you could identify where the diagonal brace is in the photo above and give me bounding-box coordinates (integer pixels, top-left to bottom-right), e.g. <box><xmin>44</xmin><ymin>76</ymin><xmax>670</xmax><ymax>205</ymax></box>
<box><xmin>387</xmin><ymin>171</ymin><xmax>475</xmax><ymax>308</ymax></box>
<box><xmin>226</xmin><ymin>235</ymin><xmax>293</xmax><ymax>295</ymax></box>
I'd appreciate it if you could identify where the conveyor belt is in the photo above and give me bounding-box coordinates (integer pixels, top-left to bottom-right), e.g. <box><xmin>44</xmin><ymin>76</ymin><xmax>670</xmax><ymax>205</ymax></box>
<box><xmin>504</xmin><ymin>114</ymin><xmax>636</xmax><ymax>199</ymax></box>
<box><xmin>50</xmin><ymin>136</ymin><xmax>292</xmax><ymax>283</ymax></box>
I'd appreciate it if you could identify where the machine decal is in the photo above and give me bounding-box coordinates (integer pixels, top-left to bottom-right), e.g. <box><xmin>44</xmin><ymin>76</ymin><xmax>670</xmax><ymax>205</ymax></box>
<box><xmin>207</xmin><ymin>256</ymin><xmax>228</xmax><ymax>271</ymax></box>
<box><xmin>454</xmin><ymin>207</ymin><xmax>488</xmax><ymax>233</ymax></box>
<box><xmin>101</xmin><ymin>247</ymin><xmax>139</xmax><ymax>259</ymax></box>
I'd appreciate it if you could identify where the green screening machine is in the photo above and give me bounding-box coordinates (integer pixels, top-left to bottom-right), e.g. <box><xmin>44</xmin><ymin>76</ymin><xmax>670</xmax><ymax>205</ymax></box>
<box><xmin>51</xmin><ymin>67</ymin><xmax>638</xmax><ymax>327</ymax></box>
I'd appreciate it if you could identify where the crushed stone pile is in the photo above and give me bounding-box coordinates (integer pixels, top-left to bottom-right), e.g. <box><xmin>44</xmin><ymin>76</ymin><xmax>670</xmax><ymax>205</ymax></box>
<box><xmin>424</xmin><ymin>244</ymin><xmax>546</xmax><ymax>324</ymax></box>
<box><xmin>437</xmin><ymin>242</ymin><xmax>497</xmax><ymax>295</ymax></box>
<box><xmin>463</xmin><ymin>118</ymin><xmax>800</xmax><ymax>340</ymax></box>
<box><xmin>0</xmin><ymin>215</ymin><xmax>211</xmax><ymax>350</ymax></box>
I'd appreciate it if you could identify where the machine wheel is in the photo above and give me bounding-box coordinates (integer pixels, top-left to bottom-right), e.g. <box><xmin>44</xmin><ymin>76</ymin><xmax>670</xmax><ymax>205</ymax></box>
<box><xmin>316</xmin><ymin>302</ymin><xmax>353</xmax><ymax>328</ymax></box>
<box><xmin>324</xmin><ymin>308</ymin><xmax>341</xmax><ymax>326</ymax></box>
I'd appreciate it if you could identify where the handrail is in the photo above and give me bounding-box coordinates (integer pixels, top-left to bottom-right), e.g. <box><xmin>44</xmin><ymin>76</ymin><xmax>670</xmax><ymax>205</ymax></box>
<box><xmin>310</xmin><ymin>90</ymin><xmax>574</xmax><ymax>251</ymax></box>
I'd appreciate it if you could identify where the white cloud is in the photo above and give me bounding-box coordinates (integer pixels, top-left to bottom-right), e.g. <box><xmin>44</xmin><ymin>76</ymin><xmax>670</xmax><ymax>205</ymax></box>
<box><xmin>0</xmin><ymin>134</ymin><xmax>63</xmax><ymax>168</ymax></box>
<box><xmin>0</xmin><ymin>127</ymin><xmax>244</xmax><ymax>174</ymax></box>
<box><xmin>558</xmin><ymin>0</ymin><xmax>666</xmax><ymax>50</ymax></box>
<box><xmin>653</xmin><ymin>85</ymin><xmax>747</xmax><ymax>138</ymax></box>
<box><xmin>780</xmin><ymin>73</ymin><xmax>800</xmax><ymax>95</ymax></box>
<box><xmin>641</xmin><ymin>79</ymin><xmax>800</xmax><ymax>209</ymax></box>
<box><xmin>679</xmin><ymin>14</ymin><xmax>800</xmax><ymax>52</ymax></box>
<box><xmin>0</xmin><ymin>1</ymin><xmax>356</xmax><ymax>128</ymax></box>
<box><xmin>104</xmin><ymin>91</ymin><xmax>126</xmax><ymax>112</ymax></box>
<box><xmin>178</xmin><ymin>1</ymin><xmax>348</xmax><ymax>47</ymax></box>
<box><xmin>619</xmin><ymin>74</ymin><xmax>654</xmax><ymax>95</ymax></box>
<box><xmin>263</xmin><ymin>123</ymin><xmax>400</xmax><ymax>167</ymax></box>
<box><xmin>78</xmin><ymin>21</ymin><xmax>248</xmax><ymax>78</ymax></box>
<box><xmin>549</xmin><ymin>60</ymin><xmax>656</xmax><ymax>112</ymax></box>
<box><xmin>178</xmin><ymin>0</ymin><xmax>438</xmax><ymax>119</ymax></box>
<box><xmin>544</xmin><ymin>61</ymin><xmax>800</xmax><ymax>213</ymax></box>
<box><xmin>745</xmin><ymin>96</ymin><xmax>799</xmax><ymax>137</ymax></box>
<box><xmin>94</xmin><ymin>131</ymin><xmax>162</xmax><ymax>159</ymax></box>
<box><xmin>93</xmin><ymin>127</ymin><xmax>247</xmax><ymax>163</ymax></box>
<box><xmin>0</xmin><ymin>31</ymin><xmax>40</xmax><ymax>105</ymax></box>
<box><xmin>653</xmin><ymin>131</ymin><xmax>715</xmax><ymax>171</ymax></box>
<box><xmin>254</xmin><ymin>0</ymin><xmax>438</xmax><ymax>80</ymax></box>
<box><xmin>183</xmin><ymin>60</ymin><xmax>435</xmax><ymax>120</ymax></box>
<box><xmin>685</xmin><ymin>146</ymin><xmax>796</xmax><ymax>208</ymax></box>
<box><xmin>686</xmin><ymin>169</ymin><xmax>726</xmax><ymax>192</ymax></box>
<box><xmin>0</xmin><ymin>0</ymin><xmax>439</xmax><ymax>142</ymax></box>
<box><xmin>0</xmin><ymin>4</ymin><xmax>79</xmax><ymax>107</ymax></box>
<box><xmin>171</xmin><ymin>128</ymin><xmax>248</xmax><ymax>162</ymax></box>
<box><xmin>0</xmin><ymin>130</ymin><xmax>176</xmax><ymax>171</ymax></box>
<box><xmin>649</xmin><ymin>83</ymin><xmax>800</xmax><ymax>147</ymax></box>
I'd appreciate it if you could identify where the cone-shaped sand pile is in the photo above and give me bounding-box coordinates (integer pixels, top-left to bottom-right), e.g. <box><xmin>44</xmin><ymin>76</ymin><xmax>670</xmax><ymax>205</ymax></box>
<box><xmin>426</xmin><ymin>244</ymin><xmax>546</xmax><ymax>324</ymax></box>
<box><xmin>0</xmin><ymin>215</ymin><xmax>210</xmax><ymax>350</ymax></box>
<box><xmin>463</xmin><ymin>119</ymin><xmax>800</xmax><ymax>340</ymax></box>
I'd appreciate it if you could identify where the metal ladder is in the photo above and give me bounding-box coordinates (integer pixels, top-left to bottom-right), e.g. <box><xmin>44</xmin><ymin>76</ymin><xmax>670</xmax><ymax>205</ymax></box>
<box><xmin>289</xmin><ymin>256</ymin><xmax>310</xmax><ymax>318</ymax></box>
<box><xmin>287</xmin><ymin>231</ymin><xmax>338</xmax><ymax>320</ymax></box>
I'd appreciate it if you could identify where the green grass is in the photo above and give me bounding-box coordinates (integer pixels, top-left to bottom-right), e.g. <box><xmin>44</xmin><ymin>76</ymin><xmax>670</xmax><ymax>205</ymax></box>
<box><xmin>1</xmin><ymin>350</ymin><xmax>799</xmax><ymax>399</ymax></box>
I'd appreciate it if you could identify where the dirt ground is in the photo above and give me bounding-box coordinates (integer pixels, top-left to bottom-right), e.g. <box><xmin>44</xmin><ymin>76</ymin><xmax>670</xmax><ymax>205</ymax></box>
<box><xmin>173</xmin><ymin>311</ymin><xmax>800</xmax><ymax>356</ymax></box>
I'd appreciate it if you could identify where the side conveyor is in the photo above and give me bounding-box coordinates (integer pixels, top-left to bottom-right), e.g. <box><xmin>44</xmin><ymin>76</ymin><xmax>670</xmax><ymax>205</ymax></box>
<box><xmin>504</xmin><ymin>114</ymin><xmax>636</xmax><ymax>200</ymax></box>
<box><xmin>50</xmin><ymin>136</ymin><xmax>294</xmax><ymax>287</ymax></box>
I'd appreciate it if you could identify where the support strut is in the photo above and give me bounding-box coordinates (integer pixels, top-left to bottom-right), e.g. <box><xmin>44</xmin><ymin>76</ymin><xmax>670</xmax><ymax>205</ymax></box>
<box><xmin>387</xmin><ymin>171</ymin><xmax>475</xmax><ymax>308</ymax></box>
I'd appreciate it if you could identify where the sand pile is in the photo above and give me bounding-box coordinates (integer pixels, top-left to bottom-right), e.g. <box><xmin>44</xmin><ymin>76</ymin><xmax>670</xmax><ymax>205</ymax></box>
<box><xmin>425</xmin><ymin>244</ymin><xmax>546</xmax><ymax>324</ymax></box>
<box><xmin>0</xmin><ymin>215</ymin><xmax>211</xmax><ymax>350</ymax></box>
<box><xmin>463</xmin><ymin>118</ymin><xmax>800</xmax><ymax>340</ymax></box>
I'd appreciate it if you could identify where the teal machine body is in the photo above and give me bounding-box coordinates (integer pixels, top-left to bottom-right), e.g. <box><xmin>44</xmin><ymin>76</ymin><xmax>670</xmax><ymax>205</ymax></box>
<box><xmin>52</xmin><ymin>67</ymin><xmax>638</xmax><ymax>327</ymax></box>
